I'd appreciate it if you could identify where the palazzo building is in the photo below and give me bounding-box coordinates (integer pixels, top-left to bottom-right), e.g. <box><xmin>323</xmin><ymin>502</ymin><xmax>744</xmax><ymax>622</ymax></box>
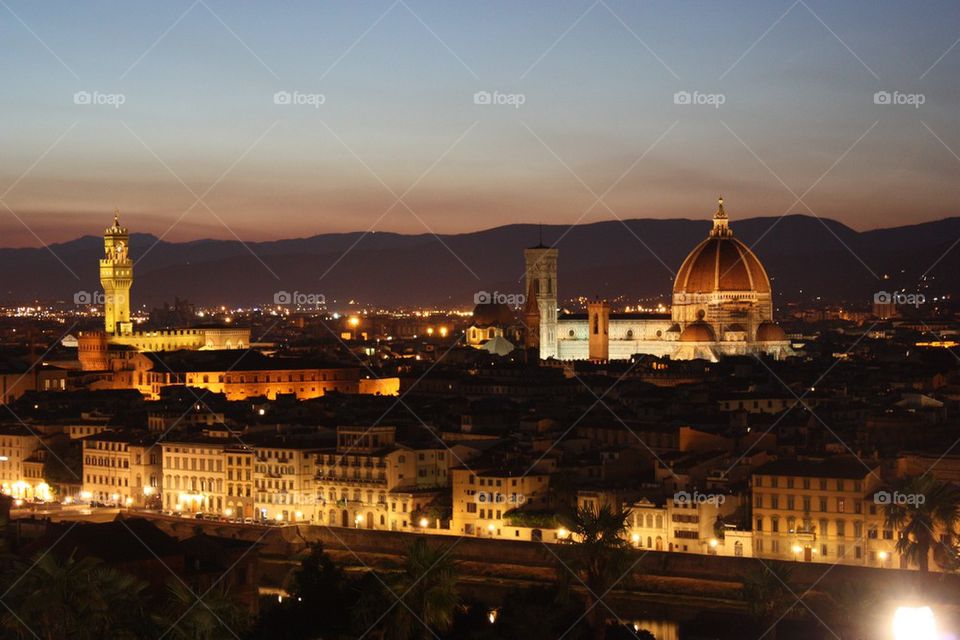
<box><xmin>77</xmin><ymin>212</ymin><xmax>251</xmax><ymax>371</ymax></box>
<box><xmin>527</xmin><ymin>198</ymin><xmax>793</xmax><ymax>362</ymax></box>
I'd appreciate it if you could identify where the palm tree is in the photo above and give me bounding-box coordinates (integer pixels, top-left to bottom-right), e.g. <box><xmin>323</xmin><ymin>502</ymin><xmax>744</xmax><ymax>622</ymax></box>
<box><xmin>0</xmin><ymin>551</ymin><xmax>154</xmax><ymax>639</ymax></box>
<box><xmin>741</xmin><ymin>562</ymin><xmax>795</xmax><ymax>640</ymax></box>
<box><xmin>555</xmin><ymin>504</ymin><xmax>633</xmax><ymax>640</ymax></box>
<box><xmin>161</xmin><ymin>580</ymin><xmax>250</xmax><ymax>640</ymax></box>
<box><xmin>882</xmin><ymin>475</ymin><xmax>960</xmax><ymax>572</ymax></box>
<box><xmin>352</xmin><ymin>537</ymin><xmax>459</xmax><ymax>640</ymax></box>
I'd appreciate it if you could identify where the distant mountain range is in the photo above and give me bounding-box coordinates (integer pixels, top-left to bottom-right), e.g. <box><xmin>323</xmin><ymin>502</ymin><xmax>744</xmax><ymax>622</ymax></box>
<box><xmin>2</xmin><ymin>215</ymin><xmax>958</xmax><ymax>309</ymax></box>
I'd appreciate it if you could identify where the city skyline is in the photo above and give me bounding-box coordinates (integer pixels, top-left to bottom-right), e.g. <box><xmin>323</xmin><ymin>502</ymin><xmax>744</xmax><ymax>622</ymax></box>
<box><xmin>2</xmin><ymin>0</ymin><xmax>960</xmax><ymax>246</ymax></box>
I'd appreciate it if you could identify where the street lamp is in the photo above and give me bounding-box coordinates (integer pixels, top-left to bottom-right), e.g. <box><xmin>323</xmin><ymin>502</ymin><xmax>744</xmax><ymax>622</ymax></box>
<box><xmin>419</xmin><ymin>517</ymin><xmax>430</xmax><ymax>528</ymax></box>
<box><xmin>791</xmin><ymin>544</ymin><xmax>803</xmax><ymax>561</ymax></box>
<box><xmin>354</xmin><ymin>514</ymin><xmax>364</xmax><ymax>527</ymax></box>
<box><xmin>893</xmin><ymin>606</ymin><xmax>937</xmax><ymax>640</ymax></box>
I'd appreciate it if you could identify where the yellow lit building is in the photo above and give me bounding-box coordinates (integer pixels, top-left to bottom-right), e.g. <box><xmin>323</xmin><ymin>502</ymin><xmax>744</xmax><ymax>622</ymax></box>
<box><xmin>77</xmin><ymin>212</ymin><xmax>251</xmax><ymax>372</ymax></box>
<box><xmin>751</xmin><ymin>458</ymin><xmax>901</xmax><ymax>567</ymax></box>
<box><xmin>253</xmin><ymin>439</ymin><xmax>319</xmax><ymax>523</ymax></box>
<box><xmin>160</xmin><ymin>437</ymin><xmax>227</xmax><ymax>514</ymax></box>
<box><xmin>450</xmin><ymin>467</ymin><xmax>555</xmax><ymax>540</ymax></box>
<box><xmin>81</xmin><ymin>431</ymin><xmax>161</xmax><ymax>506</ymax></box>
<box><xmin>0</xmin><ymin>426</ymin><xmax>50</xmax><ymax>501</ymax></box>
<box><xmin>224</xmin><ymin>446</ymin><xmax>255</xmax><ymax>520</ymax></box>
<box><xmin>312</xmin><ymin>426</ymin><xmax>451</xmax><ymax>531</ymax></box>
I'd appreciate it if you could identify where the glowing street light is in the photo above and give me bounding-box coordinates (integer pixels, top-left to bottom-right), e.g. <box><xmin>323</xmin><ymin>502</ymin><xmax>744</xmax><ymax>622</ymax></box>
<box><xmin>557</xmin><ymin>527</ymin><xmax>569</xmax><ymax>540</ymax></box>
<box><xmin>893</xmin><ymin>606</ymin><xmax>937</xmax><ymax>640</ymax></box>
<box><xmin>419</xmin><ymin>517</ymin><xmax>430</xmax><ymax>528</ymax></box>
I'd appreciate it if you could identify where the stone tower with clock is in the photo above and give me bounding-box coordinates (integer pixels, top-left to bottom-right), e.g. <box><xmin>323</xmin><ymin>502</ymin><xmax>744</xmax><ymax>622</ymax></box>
<box><xmin>99</xmin><ymin>210</ymin><xmax>133</xmax><ymax>335</ymax></box>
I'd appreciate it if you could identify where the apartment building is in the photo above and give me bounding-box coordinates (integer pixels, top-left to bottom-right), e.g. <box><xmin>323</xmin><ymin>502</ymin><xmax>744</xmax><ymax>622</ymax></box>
<box><xmin>626</xmin><ymin>494</ymin><xmax>747</xmax><ymax>556</ymax></box>
<box><xmin>311</xmin><ymin>426</ymin><xmax>452</xmax><ymax>531</ymax></box>
<box><xmin>160</xmin><ymin>437</ymin><xmax>228</xmax><ymax>514</ymax></box>
<box><xmin>252</xmin><ymin>437</ymin><xmax>320</xmax><ymax>523</ymax></box>
<box><xmin>751</xmin><ymin>458</ymin><xmax>899</xmax><ymax>567</ymax></box>
<box><xmin>81</xmin><ymin>430</ymin><xmax>161</xmax><ymax>506</ymax></box>
<box><xmin>450</xmin><ymin>466</ymin><xmax>554</xmax><ymax>541</ymax></box>
<box><xmin>0</xmin><ymin>426</ymin><xmax>48</xmax><ymax>500</ymax></box>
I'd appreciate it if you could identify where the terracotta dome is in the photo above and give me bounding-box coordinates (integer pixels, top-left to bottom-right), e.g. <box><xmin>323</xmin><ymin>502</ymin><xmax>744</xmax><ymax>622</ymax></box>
<box><xmin>679</xmin><ymin>321</ymin><xmax>716</xmax><ymax>342</ymax></box>
<box><xmin>756</xmin><ymin>321</ymin><xmax>786</xmax><ymax>342</ymax></box>
<box><xmin>471</xmin><ymin>302</ymin><xmax>515</xmax><ymax>327</ymax></box>
<box><xmin>673</xmin><ymin>198</ymin><xmax>771</xmax><ymax>295</ymax></box>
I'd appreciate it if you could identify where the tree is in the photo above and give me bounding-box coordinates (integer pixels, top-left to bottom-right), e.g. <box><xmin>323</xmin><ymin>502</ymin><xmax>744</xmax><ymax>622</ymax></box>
<box><xmin>252</xmin><ymin>542</ymin><xmax>353</xmax><ymax>639</ymax></box>
<box><xmin>741</xmin><ymin>562</ymin><xmax>795</xmax><ymax>640</ymax></box>
<box><xmin>882</xmin><ymin>474</ymin><xmax>960</xmax><ymax>572</ymax></box>
<box><xmin>0</xmin><ymin>551</ymin><xmax>155</xmax><ymax>639</ymax></box>
<box><xmin>161</xmin><ymin>579</ymin><xmax>249</xmax><ymax>640</ymax></box>
<box><xmin>351</xmin><ymin>537</ymin><xmax>459</xmax><ymax>640</ymax></box>
<box><xmin>555</xmin><ymin>504</ymin><xmax>633</xmax><ymax>640</ymax></box>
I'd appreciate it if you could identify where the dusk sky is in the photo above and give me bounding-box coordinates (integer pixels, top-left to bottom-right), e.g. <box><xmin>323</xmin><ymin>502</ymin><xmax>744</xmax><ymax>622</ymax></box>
<box><xmin>1</xmin><ymin>0</ymin><xmax>959</xmax><ymax>246</ymax></box>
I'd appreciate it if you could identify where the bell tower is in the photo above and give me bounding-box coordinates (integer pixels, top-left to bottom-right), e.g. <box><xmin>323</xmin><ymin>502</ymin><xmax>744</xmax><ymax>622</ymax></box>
<box><xmin>100</xmin><ymin>210</ymin><xmax>133</xmax><ymax>335</ymax></box>
<box><xmin>524</xmin><ymin>241</ymin><xmax>558</xmax><ymax>360</ymax></box>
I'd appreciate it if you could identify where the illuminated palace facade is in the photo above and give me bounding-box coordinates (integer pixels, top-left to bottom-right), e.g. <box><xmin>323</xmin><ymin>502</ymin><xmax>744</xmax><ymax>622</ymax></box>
<box><xmin>77</xmin><ymin>213</ymin><xmax>250</xmax><ymax>371</ymax></box>
<box><xmin>526</xmin><ymin>198</ymin><xmax>793</xmax><ymax>362</ymax></box>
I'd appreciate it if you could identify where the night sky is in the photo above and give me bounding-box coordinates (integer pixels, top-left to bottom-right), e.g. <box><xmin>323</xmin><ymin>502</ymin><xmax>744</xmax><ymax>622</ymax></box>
<box><xmin>1</xmin><ymin>0</ymin><xmax>959</xmax><ymax>246</ymax></box>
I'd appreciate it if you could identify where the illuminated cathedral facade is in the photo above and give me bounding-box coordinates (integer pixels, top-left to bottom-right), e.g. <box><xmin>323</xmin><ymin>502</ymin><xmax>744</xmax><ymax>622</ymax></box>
<box><xmin>526</xmin><ymin>198</ymin><xmax>793</xmax><ymax>362</ymax></box>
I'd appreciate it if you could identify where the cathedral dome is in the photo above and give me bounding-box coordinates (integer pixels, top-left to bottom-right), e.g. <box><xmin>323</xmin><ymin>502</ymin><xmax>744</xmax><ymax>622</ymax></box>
<box><xmin>679</xmin><ymin>321</ymin><xmax>716</xmax><ymax>342</ymax></box>
<box><xmin>756</xmin><ymin>321</ymin><xmax>787</xmax><ymax>342</ymax></box>
<box><xmin>673</xmin><ymin>198</ymin><xmax>771</xmax><ymax>295</ymax></box>
<box><xmin>471</xmin><ymin>302</ymin><xmax>515</xmax><ymax>327</ymax></box>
